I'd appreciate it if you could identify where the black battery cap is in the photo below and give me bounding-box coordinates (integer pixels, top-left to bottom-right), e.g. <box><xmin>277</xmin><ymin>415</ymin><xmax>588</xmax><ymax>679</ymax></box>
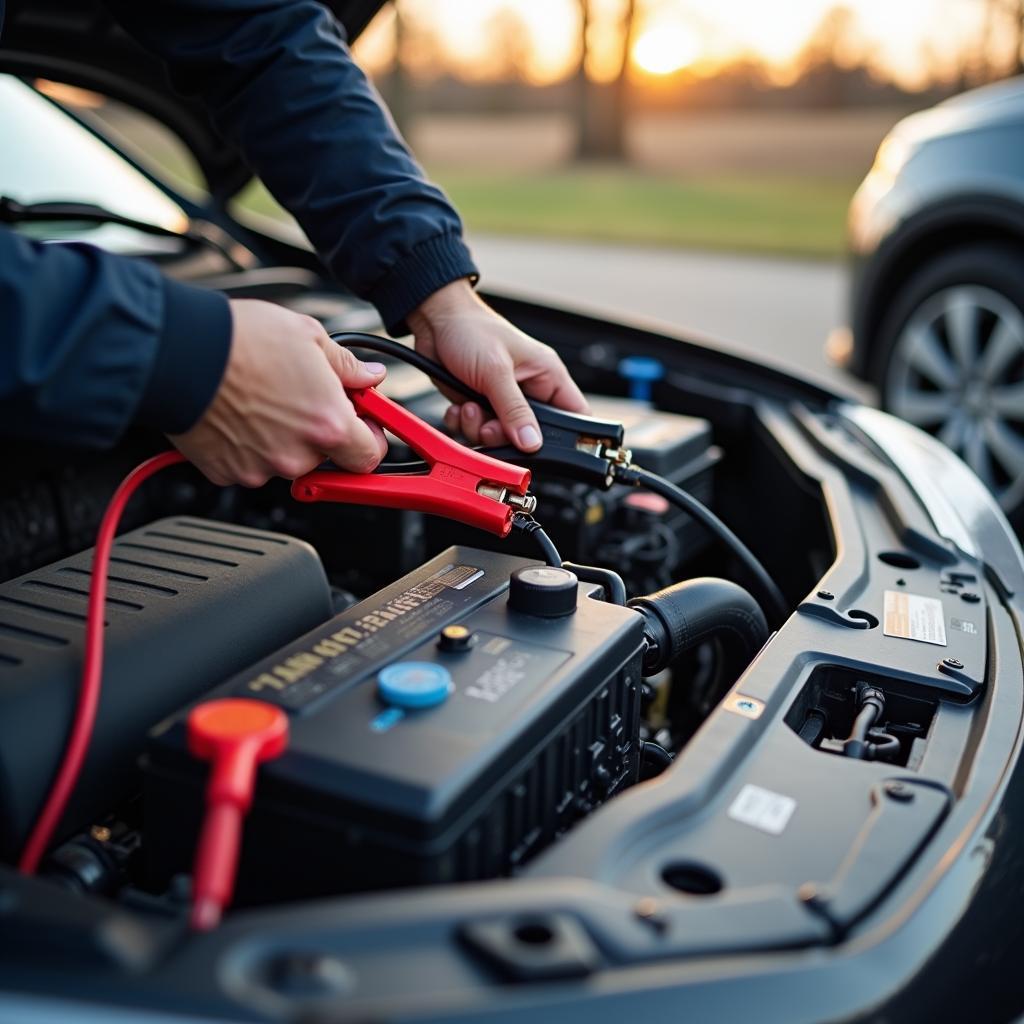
<box><xmin>508</xmin><ymin>566</ymin><xmax>578</xmax><ymax>618</ymax></box>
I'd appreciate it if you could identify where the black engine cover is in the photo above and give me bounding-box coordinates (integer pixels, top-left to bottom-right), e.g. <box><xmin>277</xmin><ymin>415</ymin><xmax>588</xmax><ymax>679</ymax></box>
<box><xmin>0</xmin><ymin>517</ymin><xmax>332</xmax><ymax>861</ymax></box>
<box><xmin>144</xmin><ymin>546</ymin><xmax>645</xmax><ymax>899</ymax></box>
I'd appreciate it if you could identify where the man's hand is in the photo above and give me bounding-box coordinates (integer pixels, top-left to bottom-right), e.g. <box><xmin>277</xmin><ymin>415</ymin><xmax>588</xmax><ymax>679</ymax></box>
<box><xmin>407</xmin><ymin>279</ymin><xmax>589</xmax><ymax>451</ymax></box>
<box><xmin>170</xmin><ymin>299</ymin><xmax>388</xmax><ymax>487</ymax></box>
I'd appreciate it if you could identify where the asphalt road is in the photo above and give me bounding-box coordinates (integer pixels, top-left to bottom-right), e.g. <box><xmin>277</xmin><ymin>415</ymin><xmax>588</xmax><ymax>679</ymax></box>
<box><xmin>470</xmin><ymin>234</ymin><xmax>864</xmax><ymax>397</ymax></box>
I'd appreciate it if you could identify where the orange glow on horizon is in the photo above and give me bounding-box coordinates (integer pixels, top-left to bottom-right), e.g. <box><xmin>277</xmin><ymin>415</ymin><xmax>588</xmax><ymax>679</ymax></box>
<box><xmin>352</xmin><ymin>0</ymin><xmax>1003</xmax><ymax>92</ymax></box>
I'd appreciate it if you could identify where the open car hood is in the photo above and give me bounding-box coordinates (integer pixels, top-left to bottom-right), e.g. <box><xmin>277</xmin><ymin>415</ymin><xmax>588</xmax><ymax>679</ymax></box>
<box><xmin>0</xmin><ymin>0</ymin><xmax>385</xmax><ymax>199</ymax></box>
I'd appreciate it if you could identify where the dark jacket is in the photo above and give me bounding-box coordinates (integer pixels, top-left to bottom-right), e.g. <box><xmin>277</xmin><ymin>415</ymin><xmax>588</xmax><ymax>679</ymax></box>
<box><xmin>0</xmin><ymin>0</ymin><xmax>478</xmax><ymax>446</ymax></box>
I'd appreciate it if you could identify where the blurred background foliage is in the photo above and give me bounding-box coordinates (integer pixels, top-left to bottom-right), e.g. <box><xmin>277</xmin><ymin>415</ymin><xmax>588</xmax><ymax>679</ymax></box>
<box><xmin>325</xmin><ymin>0</ymin><xmax>1024</xmax><ymax>258</ymax></box>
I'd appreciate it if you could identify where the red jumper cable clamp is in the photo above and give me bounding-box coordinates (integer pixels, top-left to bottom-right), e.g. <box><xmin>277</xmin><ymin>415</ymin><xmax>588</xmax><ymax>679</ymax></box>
<box><xmin>291</xmin><ymin>387</ymin><xmax>536</xmax><ymax>537</ymax></box>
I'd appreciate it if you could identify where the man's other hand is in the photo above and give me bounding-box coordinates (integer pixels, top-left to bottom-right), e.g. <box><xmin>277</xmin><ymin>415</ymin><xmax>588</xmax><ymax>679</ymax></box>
<box><xmin>170</xmin><ymin>299</ymin><xmax>388</xmax><ymax>487</ymax></box>
<box><xmin>407</xmin><ymin>279</ymin><xmax>590</xmax><ymax>452</ymax></box>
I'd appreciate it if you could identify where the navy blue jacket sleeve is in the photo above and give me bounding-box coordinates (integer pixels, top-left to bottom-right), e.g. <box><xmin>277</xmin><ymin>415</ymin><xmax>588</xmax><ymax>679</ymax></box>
<box><xmin>0</xmin><ymin>227</ymin><xmax>232</xmax><ymax>446</ymax></box>
<box><xmin>103</xmin><ymin>0</ymin><xmax>479</xmax><ymax>335</ymax></box>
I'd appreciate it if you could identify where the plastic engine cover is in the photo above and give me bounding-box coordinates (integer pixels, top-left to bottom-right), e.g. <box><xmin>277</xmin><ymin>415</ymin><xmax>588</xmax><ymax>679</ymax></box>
<box><xmin>0</xmin><ymin>517</ymin><xmax>332</xmax><ymax>861</ymax></box>
<box><xmin>144</xmin><ymin>546</ymin><xmax>646</xmax><ymax>900</ymax></box>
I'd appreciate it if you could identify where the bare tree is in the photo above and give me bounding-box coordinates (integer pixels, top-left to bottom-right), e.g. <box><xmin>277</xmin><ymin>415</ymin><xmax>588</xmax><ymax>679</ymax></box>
<box><xmin>574</xmin><ymin>0</ymin><xmax>595</xmax><ymax>157</ymax></box>
<box><xmin>388</xmin><ymin>2</ymin><xmax>411</xmax><ymax>138</ymax></box>
<box><xmin>970</xmin><ymin>0</ymin><xmax>1000</xmax><ymax>85</ymax></box>
<box><xmin>484</xmin><ymin>8</ymin><xmax>534</xmax><ymax>84</ymax></box>
<box><xmin>1013</xmin><ymin>0</ymin><xmax>1024</xmax><ymax>74</ymax></box>
<box><xmin>791</xmin><ymin>4</ymin><xmax>864</xmax><ymax>107</ymax></box>
<box><xmin>575</xmin><ymin>0</ymin><xmax>638</xmax><ymax>162</ymax></box>
<box><xmin>983</xmin><ymin>0</ymin><xmax>1024</xmax><ymax>80</ymax></box>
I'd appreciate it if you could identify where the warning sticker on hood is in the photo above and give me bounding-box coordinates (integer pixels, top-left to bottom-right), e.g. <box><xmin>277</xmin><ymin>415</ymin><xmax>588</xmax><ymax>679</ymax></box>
<box><xmin>884</xmin><ymin>590</ymin><xmax>947</xmax><ymax>646</ymax></box>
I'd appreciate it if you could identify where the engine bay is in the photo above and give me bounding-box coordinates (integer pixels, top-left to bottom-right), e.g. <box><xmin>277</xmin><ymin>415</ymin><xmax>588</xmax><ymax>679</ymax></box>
<box><xmin>0</xmin><ymin>300</ymin><xmax>1021</xmax><ymax>1023</ymax></box>
<box><xmin>1</xmin><ymin>363</ymin><xmax>746</xmax><ymax>910</ymax></box>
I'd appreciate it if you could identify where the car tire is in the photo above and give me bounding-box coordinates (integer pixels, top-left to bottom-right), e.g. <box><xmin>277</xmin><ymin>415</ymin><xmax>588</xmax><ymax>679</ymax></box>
<box><xmin>872</xmin><ymin>243</ymin><xmax>1024</xmax><ymax>534</ymax></box>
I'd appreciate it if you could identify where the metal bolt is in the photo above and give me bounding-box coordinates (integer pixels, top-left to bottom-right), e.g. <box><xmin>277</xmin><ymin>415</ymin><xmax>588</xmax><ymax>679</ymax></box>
<box><xmin>817</xmin><ymin>590</ymin><xmax>835</xmax><ymax>601</ymax></box>
<box><xmin>884</xmin><ymin>781</ymin><xmax>914</xmax><ymax>802</ymax></box>
<box><xmin>942</xmin><ymin>657</ymin><xmax>964</xmax><ymax>670</ymax></box>
<box><xmin>508</xmin><ymin>492</ymin><xmax>537</xmax><ymax>515</ymax></box>
<box><xmin>727</xmin><ymin>694</ymin><xmax>764</xmax><ymax>719</ymax></box>
<box><xmin>797</xmin><ymin>882</ymin><xmax>818</xmax><ymax>903</ymax></box>
<box><xmin>263</xmin><ymin>952</ymin><xmax>353</xmax><ymax>997</ymax></box>
<box><xmin>634</xmin><ymin>897</ymin><xmax>669</xmax><ymax>934</ymax></box>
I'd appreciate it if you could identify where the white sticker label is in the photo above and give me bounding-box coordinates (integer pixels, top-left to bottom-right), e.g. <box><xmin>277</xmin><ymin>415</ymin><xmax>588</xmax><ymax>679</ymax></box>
<box><xmin>728</xmin><ymin>784</ymin><xmax>796</xmax><ymax>836</ymax></box>
<box><xmin>883</xmin><ymin>590</ymin><xmax>947</xmax><ymax>646</ymax></box>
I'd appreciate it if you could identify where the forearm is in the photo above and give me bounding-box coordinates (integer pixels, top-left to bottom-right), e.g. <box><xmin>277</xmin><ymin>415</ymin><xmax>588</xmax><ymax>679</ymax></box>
<box><xmin>103</xmin><ymin>0</ymin><xmax>478</xmax><ymax>332</ymax></box>
<box><xmin>0</xmin><ymin>228</ymin><xmax>231</xmax><ymax>446</ymax></box>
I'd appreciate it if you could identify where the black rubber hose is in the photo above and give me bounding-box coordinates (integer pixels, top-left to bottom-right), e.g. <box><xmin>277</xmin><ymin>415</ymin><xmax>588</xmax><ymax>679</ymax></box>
<box><xmin>639</xmin><ymin>741</ymin><xmax>674</xmax><ymax>780</ymax></box>
<box><xmin>534</xmin><ymin>528</ymin><xmax>562</xmax><ymax>568</ymax></box>
<box><xmin>561</xmin><ymin>562</ymin><xmax>627</xmax><ymax>605</ymax></box>
<box><xmin>511</xmin><ymin>516</ymin><xmax>563</xmax><ymax>567</ymax></box>
<box><xmin>615</xmin><ymin>464</ymin><xmax>788</xmax><ymax>627</ymax></box>
<box><xmin>866</xmin><ymin>730</ymin><xmax>901</xmax><ymax>761</ymax></box>
<box><xmin>850</xmin><ymin>703</ymin><xmax>880</xmax><ymax>744</ymax></box>
<box><xmin>843</xmin><ymin>686</ymin><xmax>886</xmax><ymax>760</ymax></box>
<box><xmin>628</xmin><ymin>576</ymin><xmax>769</xmax><ymax>678</ymax></box>
<box><xmin>797</xmin><ymin>707</ymin><xmax>828</xmax><ymax>746</ymax></box>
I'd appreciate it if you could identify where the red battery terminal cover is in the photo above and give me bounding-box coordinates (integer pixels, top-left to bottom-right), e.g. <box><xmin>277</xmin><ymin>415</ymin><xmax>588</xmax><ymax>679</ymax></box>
<box><xmin>186</xmin><ymin>698</ymin><xmax>289</xmax><ymax>931</ymax></box>
<box><xmin>291</xmin><ymin>387</ymin><xmax>535</xmax><ymax>537</ymax></box>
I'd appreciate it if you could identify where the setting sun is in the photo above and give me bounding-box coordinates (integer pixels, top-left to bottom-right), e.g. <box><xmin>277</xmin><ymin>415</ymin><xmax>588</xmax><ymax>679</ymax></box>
<box><xmin>632</xmin><ymin>22</ymin><xmax>701</xmax><ymax>76</ymax></box>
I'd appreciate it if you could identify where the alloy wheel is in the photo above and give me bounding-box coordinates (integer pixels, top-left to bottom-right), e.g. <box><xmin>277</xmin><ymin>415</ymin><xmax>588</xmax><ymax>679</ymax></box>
<box><xmin>885</xmin><ymin>284</ymin><xmax>1024</xmax><ymax>514</ymax></box>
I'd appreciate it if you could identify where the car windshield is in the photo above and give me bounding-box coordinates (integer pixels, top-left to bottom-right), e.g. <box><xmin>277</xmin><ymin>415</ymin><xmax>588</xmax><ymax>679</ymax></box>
<box><xmin>0</xmin><ymin>75</ymin><xmax>189</xmax><ymax>252</ymax></box>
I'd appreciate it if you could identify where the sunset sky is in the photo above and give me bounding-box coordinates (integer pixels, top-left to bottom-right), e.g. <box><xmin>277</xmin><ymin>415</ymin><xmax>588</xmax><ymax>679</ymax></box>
<box><xmin>354</xmin><ymin>0</ymin><xmax>1008</xmax><ymax>90</ymax></box>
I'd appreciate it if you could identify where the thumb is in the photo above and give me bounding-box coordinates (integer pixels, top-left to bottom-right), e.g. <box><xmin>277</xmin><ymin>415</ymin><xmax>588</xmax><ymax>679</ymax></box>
<box><xmin>322</xmin><ymin>342</ymin><xmax>387</xmax><ymax>389</ymax></box>
<box><xmin>484</xmin><ymin>370</ymin><xmax>542</xmax><ymax>452</ymax></box>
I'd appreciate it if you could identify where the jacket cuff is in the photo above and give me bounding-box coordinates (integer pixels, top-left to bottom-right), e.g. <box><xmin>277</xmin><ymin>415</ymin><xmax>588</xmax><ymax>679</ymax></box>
<box><xmin>367</xmin><ymin>233</ymin><xmax>480</xmax><ymax>336</ymax></box>
<box><xmin>136</xmin><ymin>278</ymin><xmax>233</xmax><ymax>435</ymax></box>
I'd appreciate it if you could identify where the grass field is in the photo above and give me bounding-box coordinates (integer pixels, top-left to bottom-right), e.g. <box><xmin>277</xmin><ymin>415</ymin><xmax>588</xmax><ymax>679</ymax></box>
<box><xmin>426</xmin><ymin>168</ymin><xmax>859</xmax><ymax>258</ymax></box>
<box><xmin>102</xmin><ymin>104</ymin><xmax>881</xmax><ymax>261</ymax></box>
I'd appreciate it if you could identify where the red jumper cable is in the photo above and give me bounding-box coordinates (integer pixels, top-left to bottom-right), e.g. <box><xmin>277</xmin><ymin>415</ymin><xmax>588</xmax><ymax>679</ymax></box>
<box><xmin>17</xmin><ymin>450</ymin><xmax>186</xmax><ymax>874</ymax></box>
<box><xmin>291</xmin><ymin>386</ymin><xmax>536</xmax><ymax>537</ymax></box>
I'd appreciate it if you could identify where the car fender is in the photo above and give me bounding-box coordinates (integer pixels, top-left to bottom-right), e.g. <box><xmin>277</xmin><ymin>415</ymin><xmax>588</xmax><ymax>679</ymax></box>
<box><xmin>850</xmin><ymin>191</ymin><xmax>1024</xmax><ymax>380</ymax></box>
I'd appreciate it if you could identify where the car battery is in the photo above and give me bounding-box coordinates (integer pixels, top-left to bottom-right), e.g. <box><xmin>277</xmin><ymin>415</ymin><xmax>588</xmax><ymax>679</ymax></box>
<box><xmin>143</xmin><ymin>546</ymin><xmax>646</xmax><ymax>901</ymax></box>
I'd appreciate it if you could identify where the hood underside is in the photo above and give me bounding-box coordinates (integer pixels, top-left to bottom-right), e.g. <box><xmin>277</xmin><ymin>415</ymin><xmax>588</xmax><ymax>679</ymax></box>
<box><xmin>0</xmin><ymin>0</ymin><xmax>386</xmax><ymax>199</ymax></box>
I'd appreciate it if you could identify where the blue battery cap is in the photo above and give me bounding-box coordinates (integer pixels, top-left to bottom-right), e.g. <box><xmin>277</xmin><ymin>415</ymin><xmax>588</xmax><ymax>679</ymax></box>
<box><xmin>617</xmin><ymin>356</ymin><xmax>664</xmax><ymax>402</ymax></box>
<box><xmin>378</xmin><ymin>662</ymin><xmax>453</xmax><ymax>709</ymax></box>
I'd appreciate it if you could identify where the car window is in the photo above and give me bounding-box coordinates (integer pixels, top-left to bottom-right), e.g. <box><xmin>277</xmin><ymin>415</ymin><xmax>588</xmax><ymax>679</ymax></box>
<box><xmin>47</xmin><ymin>82</ymin><xmax>209</xmax><ymax>205</ymax></box>
<box><xmin>0</xmin><ymin>74</ymin><xmax>189</xmax><ymax>243</ymax></box>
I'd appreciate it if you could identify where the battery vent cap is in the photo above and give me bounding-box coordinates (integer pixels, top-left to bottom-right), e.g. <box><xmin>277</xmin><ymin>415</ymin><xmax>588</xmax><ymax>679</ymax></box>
<box><xmin>508</xmin><ymin>566</ymin><xmax>578</xmax><ymax>618</ymax></box>
<box><xmin>378</xmin><ymin>662</ymin><xmax>453</xmax><ymax>709</ymax></box>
